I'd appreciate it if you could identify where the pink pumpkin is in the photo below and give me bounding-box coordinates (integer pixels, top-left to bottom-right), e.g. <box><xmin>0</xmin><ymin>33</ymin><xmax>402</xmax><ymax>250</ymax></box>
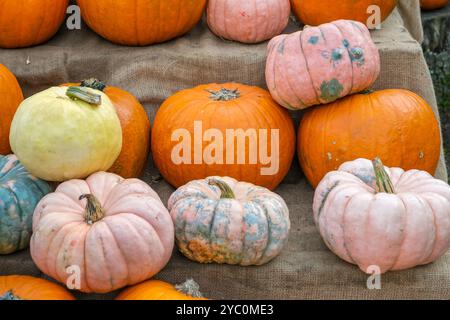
<box><xmin>30</xmin><ymin>172</ymin><xmax>174</xmax><ymax>293</ymax></box>
<box><xmin>266</xmin><ymin>20</ymin><xmax>380</xmax><ymax>110</ymax></box>
<box><xmin>314</xmin><ymin>158</ymin><xmax>450</xmax><ymax>274</ymax></box>
<box><xmin>207</xmin><ymin>0</ymin><xmax>291</xmax><ymax>43</ymax></box>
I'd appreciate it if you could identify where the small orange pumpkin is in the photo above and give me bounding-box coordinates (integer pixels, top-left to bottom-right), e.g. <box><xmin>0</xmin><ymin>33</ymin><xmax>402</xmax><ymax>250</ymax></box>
<box><xmin>0</xmin><ymin>275</ymin><xmax>75</xmax><ymax>300</ymax></box>
<box><xmin>116</xmin><ymin>279</ymin><xmax>208</xmax><ymax>300</ymax></box>
<box><xmin>0</xmin><ymin>64</ymin><xmax>24</xmax><ymax>155</ymax></box>
<box><xmin>420</xmin><ymin>0</ymin><xmax>449</xmax><ymax>10</ymax></box>
<box><xmin>62</xmin><ymin>79</ymin><xmax>151</xmax><ymax>178</ymax></box>
<box><xmin>298</xmin><ymin>89</ymin><xmax>442</xmax><ymax>188</ymax></box>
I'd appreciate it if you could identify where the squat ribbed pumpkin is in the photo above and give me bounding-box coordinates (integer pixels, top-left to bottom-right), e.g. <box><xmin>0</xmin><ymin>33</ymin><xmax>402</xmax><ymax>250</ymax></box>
<box><xmin>207</xmin><ymin>0</ymin><xmax>291</xmax><ymax>43</ymax></box>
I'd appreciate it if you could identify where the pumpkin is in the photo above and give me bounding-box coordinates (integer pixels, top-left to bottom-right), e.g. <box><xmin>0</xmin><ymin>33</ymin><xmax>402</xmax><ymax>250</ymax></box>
<box><xmin>290</xmin><ymin>0</ymin><xmax>398</xmax><ymax>26</ymax></box>
<box><xmin>0</xmin><ymin>64</ymin><xmax>23</xmax><ymax>155</ymax></box>
<box><xmin>0</xmin><ymin>0</ymin><xmax>69</xmax><ymax>48</ymax></box>
<box><xmin>0</xmin><ymin>275</ymin><xmax>75</xmax><ymax>300</ymax></box>
<box><xmin>151</xmin><ymin>83</ymin><xmax>296</xmax><ymax>191</ymax></box>
<box><xmin>76</xmin><ymin>0</ymin><xmax>207</xmax><ymax>46</ymax></box>
<box><xmin>116</xmin><ymin>279</ymin><xmax>207</xmax><ymax>300</ymax></box>
<box><xmin>10</xmin><ymin>86</ymin><xmax>122</xmax><ymax>182</ymax></box>
<box><xmin>420</xmin><ymin>0</ymin><xmax>449</xmax><ymax>10</ymax></box>
<box><xmin>30</xmin><ymin>172</ymin><xmax>174</xmax><ymax>293</ymax></box>
<box><xmin>266</xmin><ymin>20</ymin><xmax>380</xmax><ymax>110</ymax></box>
<box><xmin>62</xmin><ymin>79</ymin><xmax>151</xmax><ymax>179</ymax></box>
<box><xmin>314</xmin><ymin>158</ymin><xmax>450</xmax><ymax>273</ymax></box>
<box><xmin>0</xmin><ymin>155</ymin><xmax>52</xmax><ymax>255</ymax></box>
<box><xmin>168</xmin><ymin>176</ymin><xmax>290</xmax><ymax>266</ymax></box>
<box><xmin>298</xmin><ymin>89</ymin><xmax>442</xmax><ymax>188</ymax></box>
<box><xmin>206</xmin><ymin>0</ymin><xmax>291</xmax><ymax>44</ymax></box>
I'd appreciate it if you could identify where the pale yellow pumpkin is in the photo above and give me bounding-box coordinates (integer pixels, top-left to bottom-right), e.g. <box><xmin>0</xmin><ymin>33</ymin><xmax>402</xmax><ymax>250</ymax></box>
<box><xmin>10</xmin><ymin>87</ymin><xmax>122</xmax><ymax>182</ymax></box>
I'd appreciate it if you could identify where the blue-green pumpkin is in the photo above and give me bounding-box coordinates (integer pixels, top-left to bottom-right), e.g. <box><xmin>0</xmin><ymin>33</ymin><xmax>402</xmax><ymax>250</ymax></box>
<box><xmin>0</xmin><ymin>155</ymin><xmax>52</xmax><ymax>254</ymax></box>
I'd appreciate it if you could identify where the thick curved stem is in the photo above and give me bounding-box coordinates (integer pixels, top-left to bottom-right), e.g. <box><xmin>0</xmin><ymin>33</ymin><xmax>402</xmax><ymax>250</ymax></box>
<box><xmin>79</xmin><ymin>194</ymin><xmax>105</xmax><ymax>224</ymax></box>
<box><xmin>208</xmin><ymin>179</ymin><xmax>236</xmax><ymax>199</ymax></box>
<box><xmin>207</xmin><ymin>88</ymin><xmax>240</xmax><ymax>101</ymax></box>
<box><xmin>372</xmin><ymin>157</ymin><xmax>395</xmax><ymax>194</ymax></box>
<box><xmin>175</xmin><ymin>279</ymin><xmax>204</xmax><ymax>298</ymax></box>
<box><xmin>0</xmin><ymin>290</ymin><xmax>21</xmax><ymax>300</ymax></box>
<box><xmin>66</xmin><ymin>86</ymin><xmax>102</xmax><ymax>105</ymax></box>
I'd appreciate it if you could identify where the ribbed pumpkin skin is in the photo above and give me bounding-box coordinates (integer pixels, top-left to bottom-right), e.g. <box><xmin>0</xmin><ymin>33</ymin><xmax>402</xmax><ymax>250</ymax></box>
<box><xmin>266</xmin><ymin>20</ymin><xmax>380</xmax><ymax>110</ymax></box>
<box><xmin>151</xmin><ymin>83</ymin><xmax>296</xmax><ymax>191</ymax></box>
<box><xmin>0</xmin><ymin>155</ymin><xmax>51</xmax><ymax>255</ymax></box>
<box><xmin>63</xmin><ymin>83</ymin><xmax>151</xmax><ymax>179</ymax></box>
<box><xmin>207</xmin><ymin>0</ymin><xmax>291</xmax><ymax>43</ymax></box>
<box><xmin>314</xmin><ymin>159</ymin><xmax>450</xmax><ymax>273</ymax></box>
<box><xmin>0</xmin><ymin>64</ymin><xmax>23</xmax><ymax>155</ymax></box>
<box><xmin>291</xmin><ymin>0</ymin><xmax>398</xmax><ymax>26</ymax></box>
<box><xmin>168</xmin><ymin>177</ymin><xmax>290</xmax><ymax>266</ymax></box>
<box><xmin>420</xmin><ymin>0</ymin><xmax>448</xmax><ymax>10</ymax></box>
<box><xmin>77</xmin><ymin>0</ymin><xmax>207</xmax><ymax>46</ymax></box>
<box><xmin>0</xmin><ymin>275</ymin><xmax>75</xmax><ymax>300</ymax></box>
<box><xmin>30</xmin><ymin>172</ymin><xmax>174</xmax><ymax>294</ymax></box>
<box><xmin>0</xmin><ymin>0</ymin><xmax>69</xmax><ymax>48</ymax></box>
<box><xmin>116</xmin><ymin>280</ymin><xmax>207</xmax><ymax>300</ymax></box>
<box><xmin>298</xmin><ymin>90</ymin><xmax>442</xmax><ymax>188</ymax></box>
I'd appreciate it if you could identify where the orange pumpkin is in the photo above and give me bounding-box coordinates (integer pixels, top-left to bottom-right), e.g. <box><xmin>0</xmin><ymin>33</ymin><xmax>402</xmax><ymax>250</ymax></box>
<box><xmin>290</xmin><ymin>0</ymin><xmax>398</xmax><ymax>26</ymax></box>
<box><xmin>298</xmin><ymin>89</ymin><xmax>442</xmax><ymax>188</ymax></box>
<box><xmin>420</xmin><ymin>0</ymin><xmax>448</xmax><ymax>10</ymax></box>
<box><xmin>151</xmin><ymin>83</ymin><xmax>296</xmax><ymax>190</ymax></box>
<box><xmin>76</xmin><ymin>0</ymin><xmax>207</xmax><ymax>46</ymax></box>
<box><xmin>116</xmin><ymin>279</ymin><xmax>208</xmax><ymax>300</ymax></box>
<box><xmin>0</xmin><ymin>64</ymin><xmax>24</xmax><ymax>155</ymax></box>
<box><xmin>0</xmin><ymin>0</ymin><xmax>69</xmax><ymax>48</ymax></box>
<box><xmin>63</xmin><ymin>80</ymin><xmax>151</xmax><ymax>178</ymax></box>
<box><xmin>0</xmin><ymin>275</ymin><xmax>75</xmax><ymax>300</ymax></box>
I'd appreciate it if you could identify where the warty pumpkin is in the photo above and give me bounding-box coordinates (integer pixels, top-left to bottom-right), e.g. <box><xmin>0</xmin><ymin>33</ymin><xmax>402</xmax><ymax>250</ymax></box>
<box><xmin>420</xmin><ymin>0</ymin><xmax>449</xmax><ymax>10</ymax></box>
<box><xmin>314</xmin><ymin>158</ymin><xmax>450</xmax><ymax>273</ymax></box>
<box><xmin>116</xmin><ymin>279</ymin><xmax>208</xmax><ymax>300</ymax></box>
<box><xmin>0</xmin><ymin>155</ymin><xmax>52</xmax><ymax>255</ymax></box>
<box><xmin>62</xmin><ymin>79</ymin><xmax>151</xmax><ymax>179</ymax></box>
<box><xmin>10</xmin><ymin>86</ymin><xmax>122</xmax><ymax>182</ymax></box>
<box><xmin>0</xmin><ymin>64</ymin><xmax>23</xmax><ymax>155</ymax></box>
<box><xmin>30</xmin><ymin>172</ymin><xmax>174</xmax><ymax>294</ymax></box>
<box><xmin>0</xmin><ymin>275</ymin><xmax>75</xmax><ymax>300</ymax></box>
<box><xmin>298</xmin><ymin>89</ymin><xmax>442</xmax><ymax>188</ymax></box>
<box><xmin>266</xmin><ymin>20</ymin><xmax>380</xmax><ymax>110</ymax></box>
<box><xmin>0</xmin><ymin>0</ymin><xmax>69</xmax><ymax>48</ymax></box>
<box><xmin>151</xmin><ymin>83</ymin><xmax>296</xmax><ymax>191</ymax></box>
<box><xmin>207</xmin><ymin>0</ymin><xmax>291</xmax><ymax>43</ymax></box>
<box><xmin>76</xmin><ymin>0</ymin><xmax>207</xmax><ymax>46</ymax></box>
<box><xmin>290</xmin><ymin>0</ymin><xmax>398</xmax><ymax>26</ymax></box>
<box><xmin>168</xmin><ymin>176</ymin><xmax>291</xmax><ymax>266</ymax></box>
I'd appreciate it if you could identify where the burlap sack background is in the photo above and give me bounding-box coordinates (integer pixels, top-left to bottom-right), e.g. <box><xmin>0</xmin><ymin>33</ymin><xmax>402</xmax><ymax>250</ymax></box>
<box><xmin>0</xmin><ymin>0</ymin><xmax>449</xmax><ymax>299</ymax></box>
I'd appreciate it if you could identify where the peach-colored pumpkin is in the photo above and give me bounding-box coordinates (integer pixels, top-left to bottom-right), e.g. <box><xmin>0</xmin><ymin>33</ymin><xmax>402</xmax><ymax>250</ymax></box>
<box><xmin>314</xmin><ymin>158</ymin><xmax>450</xmax><ymax>274</ymax></box>
<box><xmin>30</xmin><ymin>172</ymin><xmax>174</xmax><ymax>294</ymax></box>
<box><xmin>207</xmin><ymin>0</ymin><xmax>291</xmax><ymax>43</ymax></box>
<box><xmin>266</xmin><ymin>20</ymin><xmax>380</xmax><ymax>110</ymax></box>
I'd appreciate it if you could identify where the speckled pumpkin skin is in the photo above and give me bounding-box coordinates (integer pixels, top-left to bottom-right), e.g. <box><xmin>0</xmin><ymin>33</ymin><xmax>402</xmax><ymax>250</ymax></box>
<box><xmin>266</xmin><ymin>20</ymin><xmax>380</xmax><ymax>110</ymax></box>
<box><xmin>0</xmin><ymin>155</ymin><xmax>51</xmax><ymax>255</ymax></box>
<box><xmin>168</xmin><ymin>176</ymin><xmax>290</xmax><ymax>266</ymax></box>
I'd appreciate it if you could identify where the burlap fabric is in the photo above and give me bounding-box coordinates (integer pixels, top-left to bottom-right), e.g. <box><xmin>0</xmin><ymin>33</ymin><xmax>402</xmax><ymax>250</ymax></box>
<box><xmin>0</xmin><ymin>0</ymin><xmax>449</xmax><ymax>299</ymax></box>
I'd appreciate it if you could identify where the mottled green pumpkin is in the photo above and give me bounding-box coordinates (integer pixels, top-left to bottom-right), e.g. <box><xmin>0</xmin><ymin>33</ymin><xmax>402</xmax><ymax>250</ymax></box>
<box><xmin>0</xmin><ymin>155</ymin><xmax>52</xmax><ymax>255</ymax></box>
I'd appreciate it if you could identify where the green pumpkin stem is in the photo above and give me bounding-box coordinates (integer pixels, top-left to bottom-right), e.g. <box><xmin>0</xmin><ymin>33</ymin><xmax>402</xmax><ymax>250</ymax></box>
<box><xmin>80</xmin><ymin>78</ymin><xmax>107</xmax><ymax>92</ymax></box>
<box><xmin>66</xmin><ymin>86</ymin><xmax>102</xmax><ymax>105</ymax></box>
<box><xmin>0</xmin><ymin>290</ymin><xmax>21</xmax><ymax>300</ymax></box>
<box><xmin>175</xmin><ymin>279</ymin><xmax>204</xmax><ymax>298</ymax></box>
<box><xmin>207</xmin><ymin>88</ymin><xmax>240</xmax><ymax>101</ymax></box>
<box><xmin>372</xmin><ymin>157</ymin><xmax>395</xmax><ymax>194</ymax></box>
<box><xmin>79</xmin><ymin>194</ymin><xmax>105</xmax><ymax>224</ymax></box>
<box><xmin>208</xmin><ymin>179</ymin><xmax>236</xmax><ymax>199</ymax></box>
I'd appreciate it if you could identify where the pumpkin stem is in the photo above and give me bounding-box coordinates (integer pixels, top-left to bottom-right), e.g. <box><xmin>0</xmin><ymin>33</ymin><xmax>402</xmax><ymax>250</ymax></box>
<box><xmin>372</xmin><ymin>157</ymin><xmax>395</xmax><ymax>194</ymax></box>
<box><xmin>80</xmin><ymin>78</ymin><xmax>107</xmax><ymax>92</ymax></box>
<box><xmin>360</xmin><ymin>89</ymin><xmax>374</xmax><ymax>95</ymax></box>
<box><xmin>175</xmin><ymin>279</ymin><xmax>204</xmax><ymax>298</ymax></box>
<box><xmin>207</xmin><ymin>88</ymin><xmax>240</xmax><ymax>101</ymax></box>
<box><xmin>66</xmin><ymin>86</ymin><xmax>102</xmax><ymax>106</ymax></box>
<box><xmin>0</xmin><ymin>290</ymin><xmax>21</xmax><ymax>300</ymax></box>
<box><xmin>208</xmin><ymin>179</ymin><xmax>236</xmax><ymax>199</ymax></box>
<box><xmin>79</xmin><ymin>194</ymin><xmax>105</xmax><ymax>224</ymax></box>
